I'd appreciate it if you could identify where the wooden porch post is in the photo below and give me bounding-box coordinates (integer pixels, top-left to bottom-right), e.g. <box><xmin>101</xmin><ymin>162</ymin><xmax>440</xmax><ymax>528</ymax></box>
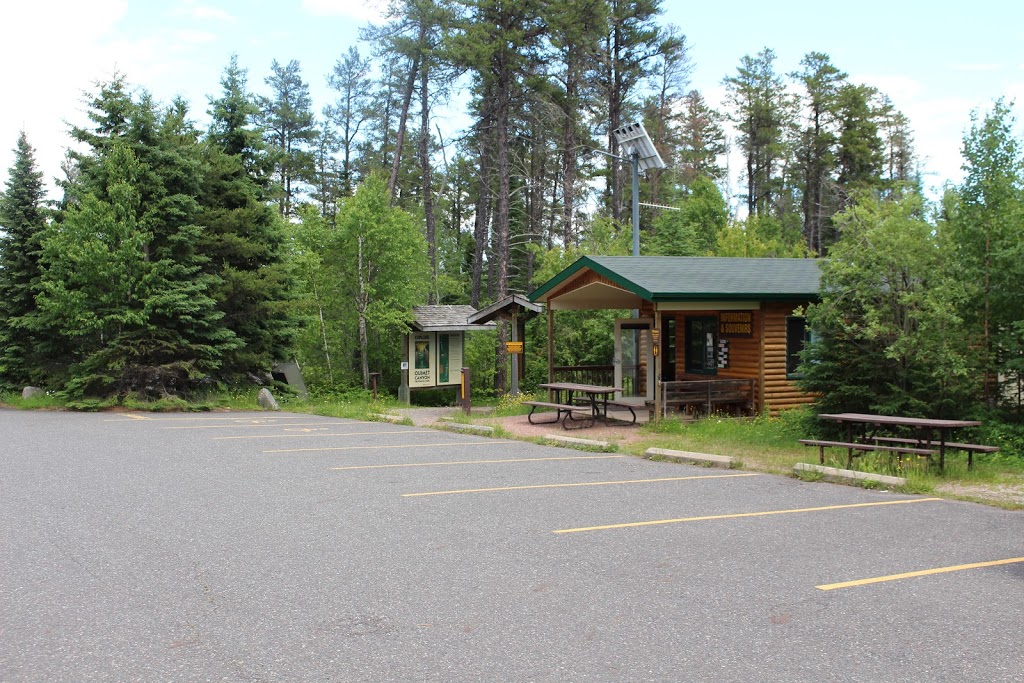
<box><xmin>654</xmin><ymin>307</ymin><xmax>662</xmax><ymax>421</ymax></box>
<box><xmin>547</xmin><ymin>306</ymin><xmax>554</xmax><ymax>383</ymax></box>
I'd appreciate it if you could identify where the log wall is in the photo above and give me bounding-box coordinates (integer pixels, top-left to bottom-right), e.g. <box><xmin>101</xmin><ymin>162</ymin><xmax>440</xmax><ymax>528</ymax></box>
<box><xmin>648</xmin><ymin>301</ymin><xmax>814</xmax><ymax>415</ymax></box>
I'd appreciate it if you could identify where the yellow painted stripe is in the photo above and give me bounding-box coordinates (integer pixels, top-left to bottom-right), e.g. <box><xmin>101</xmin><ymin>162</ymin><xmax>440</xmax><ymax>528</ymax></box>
<box><xmin>267</xmin><ymin>441</ymin><xmax>516</xmax><ymax>454</ymax></box>
<box><xmin>330</xmin><ymin>455</ymin><xmax>626</xmax><ymax>470</ymax></box>
<box><xmin>817</xmin><ymin>556</ymin><xmax>1024</xmax><ymax>591</ymax></box>
<box><xmin>553</xmin><ymin>497</ymin><xmax>943</xmax><ymax>534</ymax></box>
<box><xmin>403</xmin><ymin>473</ymin><xmax>761</xmax><ymax>497</ymax></box>
<box><xmin>124</xmin><ymin>414</ymin><xmax>152</xmax><ymax>420</ymax></box>
<box><xmin>214</xmin><ymin>429</ymin><xmax>435</xmax><ymax>440</ymax></box>
<box><xmin>104</xmin><ymin>414</ymin><xmax>321</xmax><ymax>423</ymax></box>
<box><xmin>165</xmin><ymin>421</ymin><xmax>365</xmax><ymax>431</ymax></box>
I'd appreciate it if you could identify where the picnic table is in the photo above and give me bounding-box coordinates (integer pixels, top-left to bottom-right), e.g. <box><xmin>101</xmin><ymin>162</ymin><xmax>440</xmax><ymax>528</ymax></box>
<box><xmin>801</xmin><ymin>412</ymin><xmax>995</xmax><ymax>471</ymax></box>
<box><xmin>524</xmin><ymin>382</ymin><xmax>635</xmax><ymax>429</ymax></box>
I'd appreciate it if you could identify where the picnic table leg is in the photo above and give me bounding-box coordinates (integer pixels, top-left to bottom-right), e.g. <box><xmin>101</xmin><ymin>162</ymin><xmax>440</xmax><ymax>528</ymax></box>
<box><xmin>939</xmin><ymin>430</ymin><xmax>947</xmax><ymax>472</ymax></box>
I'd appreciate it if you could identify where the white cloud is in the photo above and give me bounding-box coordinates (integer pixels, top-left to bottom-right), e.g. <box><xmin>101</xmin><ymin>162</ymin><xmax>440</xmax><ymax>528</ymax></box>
<box><xmin>301</xmin><ymin>0</ymin><xmax>386</xmax><ymax>22</ymax></box>
<box><xmin>0</xmin><ymin>0</ymin><xmax>132</xmax><ymax>196</ymax></box>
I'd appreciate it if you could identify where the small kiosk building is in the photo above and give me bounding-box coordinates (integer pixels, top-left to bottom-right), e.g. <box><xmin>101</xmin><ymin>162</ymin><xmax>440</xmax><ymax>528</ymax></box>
<box><xmin>398</xmin><ymin>305</ymin><xmax>495</xmax><ymax>404</ymax></box>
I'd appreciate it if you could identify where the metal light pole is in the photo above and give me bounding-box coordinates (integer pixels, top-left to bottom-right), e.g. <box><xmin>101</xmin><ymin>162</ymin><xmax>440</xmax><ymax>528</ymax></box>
<box><xmin>607</xmin><ymin>123</ymin><xmax>667</xmax><ymax>398</ymax></box>
<box><xmin>611</xmin><ymin>122</ymin><xmax>666</xmax><ymax>257</ymax></box>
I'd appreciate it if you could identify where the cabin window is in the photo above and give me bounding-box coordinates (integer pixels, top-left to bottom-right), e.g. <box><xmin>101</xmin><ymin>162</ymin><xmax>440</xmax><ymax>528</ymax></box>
<box><xmin>786</xmin><ymin>316</ymin><xmax>809</xmax><ymax>377</ymax></box>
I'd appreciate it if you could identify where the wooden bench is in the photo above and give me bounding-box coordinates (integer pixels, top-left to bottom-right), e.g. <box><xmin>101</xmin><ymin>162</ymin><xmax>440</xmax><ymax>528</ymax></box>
<box><xmin>869</xmin><ymin>436</ymin><xmax>998</xmax><ymax>470</ymax></box>
<box><xmin>523</xmin><ymin>401</ymin><xmax>594</xmax><ymax>429</ymax></box>
<box><xmin>660</xmin><ymin>379</ymin><xmax>755</xmax><ymax>418</ymax></box>
<box><xmin>799</xmin><ymin>439</ymin><xmax>937</xmax><ymax>469</ymax></box>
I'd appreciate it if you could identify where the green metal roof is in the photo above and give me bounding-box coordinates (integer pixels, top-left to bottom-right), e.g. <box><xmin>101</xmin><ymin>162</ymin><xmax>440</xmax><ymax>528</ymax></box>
<box><xmin>529</xmin><ymin>256</ymin><xmax>822</xmax><ymax>303</ymax></box>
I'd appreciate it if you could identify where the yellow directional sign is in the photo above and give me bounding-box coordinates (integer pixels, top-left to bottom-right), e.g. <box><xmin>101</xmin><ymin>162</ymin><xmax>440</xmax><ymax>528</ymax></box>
<box><xmin>506</xmin><ymin>341</ymin><xmax>524</xmax><ymax>354</ymax></box>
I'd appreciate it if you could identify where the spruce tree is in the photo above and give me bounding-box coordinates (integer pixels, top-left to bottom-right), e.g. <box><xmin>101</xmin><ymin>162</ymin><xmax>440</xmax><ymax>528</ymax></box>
<box><xmin>201</xmin><ymin>58</ymin><xmax>295</xmax><ymax>379</ymax></box>
<box><xmin>40</xmin><ymin>81</ymin><xmax>240</xmax><ymax>399</ymax></box>
<box><xmin>0</xmin><ymin>132</ymin><xmax>48</xmax><ymax>388</ymax></box>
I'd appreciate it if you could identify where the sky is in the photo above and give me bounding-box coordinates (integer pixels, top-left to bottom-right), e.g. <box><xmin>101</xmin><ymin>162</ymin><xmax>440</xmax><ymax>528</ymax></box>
<box><xmin>2</xmin><ymin>0</ymin><xmax>1022</xmax><ymax>205</ymax></box>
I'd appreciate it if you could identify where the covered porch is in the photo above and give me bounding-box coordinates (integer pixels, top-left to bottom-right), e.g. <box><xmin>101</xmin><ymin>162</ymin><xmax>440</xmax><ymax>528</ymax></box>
<box><xmin>528</xmin><ymin>256</ymin><xmax>823</xmax><ymax>418</ymax></box>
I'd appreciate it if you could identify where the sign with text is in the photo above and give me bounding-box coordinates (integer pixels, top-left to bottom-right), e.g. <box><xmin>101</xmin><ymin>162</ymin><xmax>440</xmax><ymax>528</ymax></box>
<box><xmin>505</xmin><ymin>341</ymin><xmax>524</xmax><ymax>354</ymax></box>
<box><xmin>410</xmin><ymin>333</ymin><xmax>435</xmax><ymax>388</ymax></box>
<box><xmin>409</xmin><ymin>332</ymin><xmax>464</xmax><ymax>388</ymax></box>
<box><xmin>718</xmin><ymin>311</ymin><xmax>754</xmax><ymax>338</ymax></box>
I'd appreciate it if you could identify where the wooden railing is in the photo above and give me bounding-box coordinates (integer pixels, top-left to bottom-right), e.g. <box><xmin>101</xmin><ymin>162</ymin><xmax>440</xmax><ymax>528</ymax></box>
<box><xmin>660</xmin><ymin>378</ymin><xmax>756</xmax><ymax>417</ymax></box>
<box><xmin>552</xmin><ymin>365</ymin><xmax>637</xmax><ymax>396</ymax></box>
<box><xmin>553</xmin><ymin>365</ymin><xmax>615</xmax><ymax>386</ymax></box>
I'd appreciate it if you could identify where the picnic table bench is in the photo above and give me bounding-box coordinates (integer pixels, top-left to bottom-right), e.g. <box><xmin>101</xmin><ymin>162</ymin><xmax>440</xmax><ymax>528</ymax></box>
<box><xmin>868</xmin><ymin>436</ymin><xmax>998</xmax><ymax>470</ymax></box>
<box><xmin>523</xmin><ymin>400</ymin><xmax>595</xmax><ymax>429</ymax></box>
<box><xmin>798</xmin><ymin>439</ymin><xmax>937</xmax><ymax>469</ymax></box>
<box><xmin>527</xmin><ymin>382</ymin><xmax>629</xmax><ymax>430</ymax></box>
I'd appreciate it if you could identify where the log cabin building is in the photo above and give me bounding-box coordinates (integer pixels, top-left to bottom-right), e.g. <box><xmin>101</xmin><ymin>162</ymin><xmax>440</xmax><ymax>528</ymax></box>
<box><xmin>527</xmin><ymin>256</ymin><xmax>823</xmax><ymax>416</ymax></box>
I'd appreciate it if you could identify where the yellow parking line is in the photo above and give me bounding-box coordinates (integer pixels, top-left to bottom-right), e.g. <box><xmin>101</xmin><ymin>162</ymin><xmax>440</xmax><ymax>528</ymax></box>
<box><xmin>817</xmin><ymin>556</ymin><xmax>1024</xmax><ymax>591</ymax></box>
<box><xmin>552</xmin><ymin>497</ymin><xmax>943</xmax><ymax>534</ymax></box>
<box><xmin>165</xmin><ymin>422</ymin><xmax>366</xmax><ymax>431</ymax></box>
<box><xmin>214</xmin><ymin>429</ymin><xmax>436</xmax><ymax>440</ymax></box>
<box><xmin>330</xmin><ymin>455</ymin><xmax>626</xmax><ymax>470</ymax></box>
<box><xmin>267</xmin><ymin>441</ymin><xmax>517</xmax><ymax>454</ymax></box>
<box><xmin>403</xmin><ymin>472</ymin><xmax>761</xmax><ymax>497</ymax></box>
<box><xmin>103</xmin><ymin>415</ymin><xmax>319</xmax><ymax>423</ymax></box>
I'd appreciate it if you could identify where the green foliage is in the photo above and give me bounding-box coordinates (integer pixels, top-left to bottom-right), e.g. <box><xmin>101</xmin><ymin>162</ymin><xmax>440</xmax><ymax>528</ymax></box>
<box><xmin>800</xmin><ymin>193</ymin><xmax>977</xmax><ymax>417</ymax></box>
<box><xmin>713</xmin><ymin>214</ymin><xmax>812</xmax><ymax>258</ymax></box>
<box><xmin>0</xmin><ymin>131</ymin><xmax>49</xmax><ymax>388</ymax></box>
<box><xmin>647</xmin><ymin>176</ymin><xmax>727</xmax><ymax>256</ymax></box>
<box><xmin>38</xmin><ymin>142</ymin><xmax>239</xmax><ymax>399</ymax></box>
<box><xmin>290</xmin><ymin>174</ymin><xmax>426</xmax><ymax>390</ymax></box>
<box><xmin>202</xmin><ymin>59</ymin><xmax>296</xmax><ymax>378</ymax></box>
<box><xmin>464</xmin><ymin>328</ymin><xmax>498</xmax><ymax>398</ymax></box>
<box><xmin>946</xmin><ymin>99</ymin><xmax>1024</xmax><ymax>416</ymax></box>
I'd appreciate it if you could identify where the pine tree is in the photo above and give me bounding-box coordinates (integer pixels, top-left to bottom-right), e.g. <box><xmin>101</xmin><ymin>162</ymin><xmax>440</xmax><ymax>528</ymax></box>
<box><xmin>258</xmin><ymin>59</ymin><xmax>316</xmax><ymax>218</ymax></box>
<box><xmin>0</xmin><ymin>132</ymin><xmax>48</xmax><ymax>388</ymax></box>
<box><xmin>40</xmin><ymin>81</ymin><xmax>240</xmax><ymax>399</ymax></box>
<box><xmin>202</xmin><ymin>58</ymin><xmax>296</xmax><ymax>380</ymax></box>
<box><xmin>677</xmin><ymin>90</ymin><xmax>727</xmax><ymax>188</ymax></box>
<box><xmin>723</xmin><ymin>48</ymin><xmax>795</xmax><ymax>218</ymax></box>
<box><xmin>791</xmin><ymin>52</ymin><xmax>846</xmax><ymax>253</ymax></box>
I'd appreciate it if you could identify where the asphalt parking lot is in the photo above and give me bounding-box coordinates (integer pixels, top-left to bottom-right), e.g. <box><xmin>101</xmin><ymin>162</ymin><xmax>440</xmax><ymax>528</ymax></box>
<box><xmin>2</xmin><ymin>409</ymin><xmax>1023</xmax><ymax>682</ymax></box>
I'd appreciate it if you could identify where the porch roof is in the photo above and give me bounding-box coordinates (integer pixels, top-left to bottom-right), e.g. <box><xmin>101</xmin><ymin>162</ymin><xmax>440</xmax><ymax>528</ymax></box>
<box><xmin>529</xmin><ymin>256</ymin><xmax>822</xmax><ymax>309</ymax></box>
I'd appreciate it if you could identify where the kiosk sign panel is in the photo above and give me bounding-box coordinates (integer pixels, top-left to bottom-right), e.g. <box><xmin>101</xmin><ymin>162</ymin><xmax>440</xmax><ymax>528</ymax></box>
<box><xmin>409</xmin><ymin>332</ymin><xmax>464</xmax><ymax>388</ymax></box>
<box><xmin>438</xmin><ymin>333</ymin><xmax>463</xmax><ymax>386</ymax></box>
<box><xmin>410</xmin><ymin>333</ymin><xmax>434</xmax><ymax>388</ymax></box>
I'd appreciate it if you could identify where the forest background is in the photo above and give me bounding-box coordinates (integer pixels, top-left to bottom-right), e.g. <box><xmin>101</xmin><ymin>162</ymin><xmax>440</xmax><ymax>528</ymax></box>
<box><xmin>0</xmin><ymin>0</ymin><xmax>1022</xmax><ymax>440</ymax></box>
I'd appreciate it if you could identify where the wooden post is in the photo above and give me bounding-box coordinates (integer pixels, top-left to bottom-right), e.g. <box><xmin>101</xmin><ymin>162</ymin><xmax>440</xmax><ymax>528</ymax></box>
<box><xmin>547</xmin><ymin>306</ymin><xmax>554</xmax><ymax>383</ymax></box>
<box><xmin>399</xmin><ymin>333</ymin><xmax>411</xmax><ymax>405</ymax></box>
<box><xmin>510</xmin><ymin>311</ymin><xmax>520</xmax><ymax>396</ymax></box>
<box><xmin>654</xmin><ymin>308</ymin><xmax>662</xmax><ymax>422</ymax></box>
<box><xmin>461</xmin><ymin>367</ymin><xmax>471</xmax><ymax>415</ymax></box>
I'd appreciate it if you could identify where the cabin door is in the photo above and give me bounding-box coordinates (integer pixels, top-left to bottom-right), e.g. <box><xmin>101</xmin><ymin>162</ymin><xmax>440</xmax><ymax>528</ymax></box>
<box><xmin>685</xmin><ymin>316</ymin><xmax>718</xmax><ymax>375</ymax></box>
<box><xmin>614</xmin><ymin>318</ymin><xmax>654</xmax><ymax>400</ymax></box>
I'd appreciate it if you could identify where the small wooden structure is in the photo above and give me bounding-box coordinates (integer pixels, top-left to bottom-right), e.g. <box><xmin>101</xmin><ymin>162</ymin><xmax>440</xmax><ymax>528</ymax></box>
<box><xmin>467</xmin><ymin>294</ymin><xmax>542</xmax><ymax>396</ymax></box>
<box><xmin>398</xmin><ymin>305</ymin><xmax>495</xmax><ymax>404</ymax></box>
<box><xmin>528</xmin><ymin>256</ymin><xmax>823</xmax><ymax>417</ymax></box>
